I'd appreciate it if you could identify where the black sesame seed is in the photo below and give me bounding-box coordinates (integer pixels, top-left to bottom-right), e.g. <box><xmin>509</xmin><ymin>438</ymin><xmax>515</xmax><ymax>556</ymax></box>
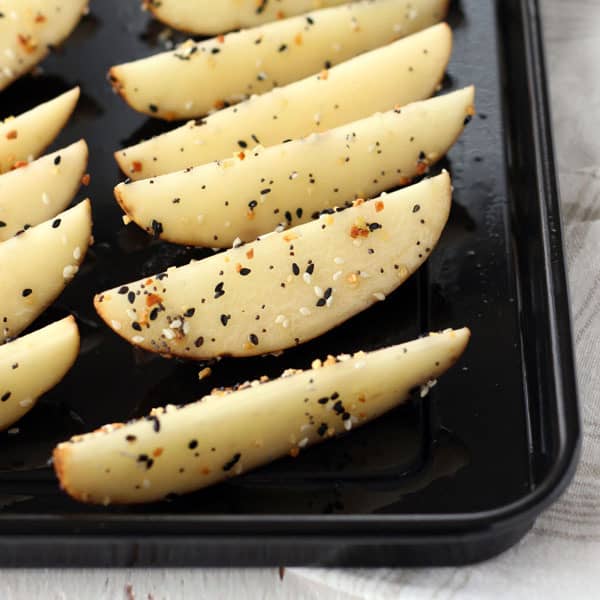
<box><xmin>222</xmin><ymin>453</ymin><xmax>241</xmax><ymax>471</ymax></box>
<box><xmin>118</xmin><ymin>286</ymin><xmax>129</xmax><ymax>295</ymax></box>
<box><xmin>318</xmin><ymin>397</ymin><xmax>329</xmax><ymax>405</ymax></box>
<box><xmin>412</xmin><ymin>204</ymin><xmax>421</xmax><ymax>213</ymax></box>
<box><xmin>292</xmin><ymin>263</ymin><xmax>300</xmax><ymax>276</ymax></box>
<box><xmin>220</xmin><ymin>314</ymin><xmax>231</xmax><ymax>326</ymax></box>
<box><xmin>1</xmin><ymin>392</ymin><xmax>11</xmax><ymax>402</ymax></box>
<box><xmin>21</xmin><ymin>288</ymin><xmax>32</xmax><ymax>297</ymax></box>
<box><xmin>127</xmin><ymin>291</ymin><xmax>136</xmax><ymax>304</ymax></box>
<box><xmin>316</xmin><ymin>298</ymin><xmax>326</xmax><ymax>307</ymax></box>
<box><xmin>184</xmin><ymin>308</ymin><xmax>195</xmax><ymax>317</ymax></box>
<box><xmin>317</xmin><ymin>423</ymin><xmax>328</xmax><ymax>436</ymax></box>
<box><xmin>53</xmin><ymin>155</ymin><xmax>61</xmax><ymax>166</ymax></box>
<box><xmin>188</xmin><ymin>439</ymin><xmax>198</xmax><ymax>449</ymax></box>
<box><xmin>239</xmin><ymin>268</ymin><xmax>251</xmax><ymax>276</ymax></box>
<box><xmin>331</xmin><ymin>392</ymin><xmax>339</xmax><ymax>400</ymax></box>
<box><xmin>249</xmin><ymin>333</ymin><xmax>259</xmax><ymax>345</ymax></box>
<box><xmin>132</xmin><ymin>322</ymin><xmax>142</xmax><ymax>331</ymax></box>
<box><xmin>149</xmin><ymin>104</ymin><xmax>158</xmax><ymax>113</ymax></box>
<box><xmin>51</xmin><ymin>218</ymin><xmax>61</xmax><ymax>228</ymax></box>
<box><xmin>126</xmin><ymin>435</ymin><xmax>136</xmax><ymax>442</ymax></box>
<box><xmin>149</xmin><ymin>308</ymin><xmax>159</xmax><ymax>321</ymax></box>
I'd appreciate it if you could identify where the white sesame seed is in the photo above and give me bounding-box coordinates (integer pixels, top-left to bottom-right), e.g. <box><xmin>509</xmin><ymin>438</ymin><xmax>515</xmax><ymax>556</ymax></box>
<box><xmin>298</xmin><ymin>437</ymin><xmax>309</xmax><ymax>448</ymax></box>
<box><xmin>299</xmin><ymin>307</ymin><xmax>311</xmax><ymax>316</ymax></box>
<box><xmin>290</xmin><ymin>171</ymin><xmax>298</xmax><ymax>179</ymax></box>
<box><xmin>407</xmin><ymin>8</ymin><xmax>418</xmax><ymax>20</ymax></box>
<box><xmin>393</xmin><ymin>23</ymin><xmax>403</xmax><ymax>33</ymax></box>
<box><xmin>170</xmin><ymin>319</ymin><xmax>182</xmax><ymax>329</ymax></box>
<box><xmin>41</xmin><ymin>192</ymin><xmax>50</xmax><ymax>205</ymax></box>
<box><xmin>184</xmin><ymin>100</ymin><xmax>193</xmax><ymax>110</ymax></box>
<box><xmin>300</xmin><ymin>423</ymin><xmax>311</xmax><ymax>432</ymax></box>
<box><xmin>111</xmin><ymin>320</ymin><xmax>122</xmax><ymax>330</ymax></box>
<box><xmin>303</xmin><ymin>273</ymin><xmax>312</xmax><ymax>284</ymax></box>
<box><xmin>162</xmin><ymin>328</ymin><xmax>175</xmax><ymax>340</ymax></box>
<box><xmin>224</xmin><ymin>221</ymin><xmax>231</xmax><ymax>228</ymax></box>
<box><xmin>354</xmin><ymin>360</ymin><xmax>366</xmax><ymax>369</ymax></box>
<box><xmin>197</xmin><ymin>214</ymin><xmax>204</xmax><ymax>224</ymax></box>
<box><xmin>132</xmin><ymin>336</ymin><xmax>145</xmax><ymax>344</ymax></box>
<box><xmin>373</xmin><ymin>292</ymin><xmax>386</xmax><ymax>301</ymax></box>
<box><xmin>232</xmin><ymin>237</ymin><xmax>243</xmax><ymax>248</ymax></box>
<box><xmin>126</xmin><ymin>309</ymin><xmax>137</xmax><ymax>321</ymax></box>
<box><xmin>142</xmin><ymin>479</ymin><xmax>151</xmax><ymax>488</ymax></box>
<box><xmin>352</xmin><ymin>239</ymin><xmax>363</xmax><ymax>247</ymax></box>
<box><xmin>62</xmin><ymin>265</ymin><xmax>78</xmax><ymax>279</ymax></box>
<box><xmin>313</xmin><ymin>112</ymin><xmax>321</xmax><ymax>124</ymax></box>
<box><xmin>332</xmin><ymin>270</ymin><xmax>343</xmax><ymax>281</ymax></box>
<box><xmin>7</xmin><ymin>428</ymin><xmax>19</xmax><ymax>435</ymax></box>
<box><xmin>283</xmin><ymin>319</ymin><xmax>290</xmax><ymax>329</ymax></box>
<box><xmin>73</xmin><ymin>247</ymin><xmax>81</xmax><ymax>260</ymax></box>
<box><xmin>275</xmin><ymin>314</ymin><xmax>286</xmax><ymax>324</ymax></box>
<box><xmin>182</xmin><ymin>321</ymin><xmax>191</xmax><ymax>335</ymax></box>
<box><xmin>359</xmin><ymin>271</ymin><xmax>371</xmax><ymax>278</ymax></box>
<box><xmin>334</xmin><ymin>257</ymin><xmax>345</xmax><ymax>265</ymax></box>
<box><xmin>19</xmin><ymin>398</ymin><xmax>32</xmax><ymax>408</ymax></box>
<box><xmin>326</xmin><ymin>297</ymin><xmax>333</xmax><ymax>307</ymax></box>
<box><xmin>314</xmin><ymin>286</ymin><xmax>324</xmax><ymax>297</ymax></box>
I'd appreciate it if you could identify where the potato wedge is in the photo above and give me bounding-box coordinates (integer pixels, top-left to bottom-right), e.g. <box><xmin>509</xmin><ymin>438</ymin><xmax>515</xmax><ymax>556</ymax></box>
<box><xmin>96</xmin><ymin>173</ymin><xmax>450</xmax><ymax>359</ymax></box>
<box><xmin>0</xmin><ymin>88</ymin><xmax>80</xmax><ymax>174</ymax></box>
<box><xmin>0</xmin><ymin>200</ymin><xmax>92</xmax><ymax>344</ymax></box>
<box><xmin>0</xmin><ymin>317</ymin><xmax>79</xmax><ymax>431</ymax></box>
<box><xmin>0</xmin><ymin>140</ymin><xmax>88</xmax><ymax>241</ymax></box>
<box><xmin>116</xmin><ymin>88</ymin><xmax>473</xmax><ymax>247</ymax></box>
<box><xmin>54</xmin><ymin>327</ymin><xmax>470</xmax><ymax>504</ymax></box>
<box><xmin>115</xmin><ymin>23</ymin><xmax>451</xmax><ymax>180</ymax></box>
<box><xmin>0</xmin><ymin>1</ymin><xmax>88</xmax><ymax>91</ymax></box>
<box><xmin>143</xmin><ymin>0</ymin><xmax>350</xmax><ymax>35</ymax></box>
<box><xmin>113</xmin><ymin>0</ymin><xmax>449</xmax><ymax>120</ymax></box>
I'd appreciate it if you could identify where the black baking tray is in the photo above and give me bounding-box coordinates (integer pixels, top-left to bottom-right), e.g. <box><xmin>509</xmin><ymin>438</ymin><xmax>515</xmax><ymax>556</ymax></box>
<box><xmin>0</xmin><ymin>0</ymin><xmax>580</xmax><ymax>566</ymax></box>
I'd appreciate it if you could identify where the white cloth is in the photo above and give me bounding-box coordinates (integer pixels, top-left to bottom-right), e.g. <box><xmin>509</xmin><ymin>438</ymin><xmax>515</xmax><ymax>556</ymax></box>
<box><xmin>3</xmin><ymin>1</ymin><xmax>599</xmax><ymax>598</ymax></box>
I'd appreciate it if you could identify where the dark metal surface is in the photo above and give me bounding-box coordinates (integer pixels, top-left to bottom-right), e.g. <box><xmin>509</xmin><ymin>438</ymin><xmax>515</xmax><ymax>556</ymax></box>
<box><xmin>0</xmin><ymin>0</ymin><xmax>580</xmax><ymax>565</ymax></box>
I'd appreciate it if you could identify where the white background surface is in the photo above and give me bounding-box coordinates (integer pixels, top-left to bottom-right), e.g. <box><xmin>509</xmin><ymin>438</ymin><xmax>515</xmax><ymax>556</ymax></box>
<box><xmin>3</xmin><ymin>1</ymin><xmax>600</xmax><ymax>597</ymax></box>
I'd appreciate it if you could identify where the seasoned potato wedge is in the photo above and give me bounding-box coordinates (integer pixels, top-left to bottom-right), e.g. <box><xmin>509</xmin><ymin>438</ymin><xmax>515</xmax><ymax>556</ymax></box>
<box><xmin>115</xmin><ymin>24</ymin><xmax>451</xmax><ymax>179</ymax></box>
<box><xmin>144</xmin><ymin>0</ymin><xmax>350</xmax><ymax>34</ymax></box>
<box><xmin>113</xmin><ymin>0</ymin><xmax>449</xmax><ymax>120</ymax></box>
<box><xmin>0</xmin><ymin>200</ymin><xmax>92</xmax><ymax>343</ymax></box>
<box><xmin>0</xmin><ymin>140</ymin><xmax>88</xmax><ymax>241</ymax></box>
<box><xmin>0</xmin><ymin>88</ymin><xmax>80</xmax><ymax>174</ymax></box>
<box><xmin>0</xmin><ymin>0</ymin><xmax>88</xmax><ymax>91</ymax></box>
<box><xmin>96</xmin><ymin>173</ymin><xmax>450</xmax><ymax>359</ymax></box>
<box><xmin>0</xmin><ymin>317</ymin><xmax>79</xmax><ymax>431</ymax></box>
<box><xmin>116</xmin><ymin>88</ymin><xmax>474</xmax><ymax>247</ymax></box>
<box><xmin>54</xmin><ymin>327</ymin><xmax>470</xmax><ymax>504</ymax></box>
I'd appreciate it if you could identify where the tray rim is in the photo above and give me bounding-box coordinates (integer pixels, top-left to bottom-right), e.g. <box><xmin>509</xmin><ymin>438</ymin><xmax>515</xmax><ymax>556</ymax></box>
<box><xmin>0</xmin><ymin>0</ymin><xmax>582</xmax><ymax>562</ymax></box>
